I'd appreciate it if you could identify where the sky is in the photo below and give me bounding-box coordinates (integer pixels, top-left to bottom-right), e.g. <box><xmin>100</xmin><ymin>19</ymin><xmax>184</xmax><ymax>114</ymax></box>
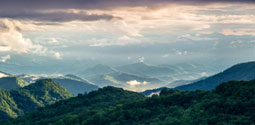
<box><xmin>0</xmin><ymin>0</ymin><xmax>255</xmax><ymax>73</ymax></box>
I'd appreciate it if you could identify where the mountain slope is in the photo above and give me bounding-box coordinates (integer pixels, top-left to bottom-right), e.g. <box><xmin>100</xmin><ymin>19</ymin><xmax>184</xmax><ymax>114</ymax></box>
<box><xmin>0</xmin><ymin>77</ymin><xmax>29</xmax><ymax>90</ymax></box>
<box><xmin>176</xmin><ymin>61</ymin><xmax>255</xmax><ymax>90</ymax></box>
<box><xmin>4</xmin><ymin>80</ymin><xmax>255</xmax><ymax>124</ymax></box>
<box><xmin>1</xmin><ymin>86</ymin><xmax>144</xmax><ymax>124</ymax></box>
<box><xmin>0</xmin><ymin>79</ymin><xmax>73</xmax><ymax>120</ymax></box>
<box><xmin>166</xmin><ymin>77</ymin><xmax>207</xmax><ymax>88</ymax></box>
<box><xmin>52</xmin><ymin>78</ymin><xmax>99</xmax><ymax>95</ymax></box>
<box><xmin>78</xmin><ymin>64</ymin><xmax>118</xmax><ymax>77</ymax></box>
<box><xmin>116</xmin><ymin>62</ymin><xmax>175</xmax><ymax>77</ymax></box>
<box><xmin>18</xmin><ymin>74</ymin><xmax>99</xmax><ymax>95</ymax></box>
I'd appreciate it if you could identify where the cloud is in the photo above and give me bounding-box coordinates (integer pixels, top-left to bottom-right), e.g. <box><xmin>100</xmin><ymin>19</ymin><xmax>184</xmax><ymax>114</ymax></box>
<box><xmin>126</xmin><ymin>80</ymin><xmax>148</xmax><ymax>86</ymax></box>
<box><xmin>48</xmin><ymin>38</ymin><xmax>58</xmax><ymax>44</ymax></box>
<box><xmin>201</xmin><ymin>72</ymin><xmax>208</xmax><ymax>77</ymax></box>
<box><xmin>139</xmin><ymin>57</ymin><xmax>145</xmax><ymax>62</ymax></box>
<box><xmin>54</xmin><ymin>52</ymin><xmax>62</xmax><ymax>59</ymax></box>
<box><xmin>0</xmin><ymin>0</ymin><xmax>253</xmax><ymax>23</ymax></box>
<box><xmin>161</xmin><ymin>54</ymin><xmax>169</xmax><ymax>58</ymax></box>
<box><xmin>0</xmin><ymin>19</ymin><xmax>45</xmax><ymax>53</ymax></box>
<box><xmin>0</xmin><ymin>0</ymin><xmax>254</xmax><ymax>11</ymax></box>
<box><xmin>0</xmin><ymin>19</ymin><xmax>63</xmax><ymax>59</ymax></box>
<box><xmin>0</xmin><ymin>54</ymin><xmax>10</xmax><ymax>62</ymax></box>
<box><xmin>220</xmin><ymin>28</ymin><xmax>255</xmax><ymax>36</ymax></box>
<box><xmin>0</xmin><ymin>10</ymin><xmax>118</xmax><ymax>22</ymax></box>
<box><xmin>0</xmin><ymin>73</ymin><xmax>8</xmax><ymax>78</ymax></box>
<box><xmin>172</xmin><ymin>49</ymin><xmax>188</xmax><ymax>55</ymax></box>
<box><xmin>89</xmin><ymin>36</ymin><xmax>140</xmax><ymax>47</ymax></box>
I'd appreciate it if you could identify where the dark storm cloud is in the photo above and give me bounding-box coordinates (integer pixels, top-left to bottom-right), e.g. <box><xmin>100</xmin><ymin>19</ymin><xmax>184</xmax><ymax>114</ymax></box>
<box><xmin>0</xmin><ymin>11</ymin><xmax>118</xmax><ymax>22</ymax></box>
<box><xmin>0</xmin><ymin>0</ymin><xmax>253</xmax><ymax>22</ymax></box>
<box><xmin>0</xmin><ymin>0</ymin><xmax>254</xmax><ymax>10</ymax></box>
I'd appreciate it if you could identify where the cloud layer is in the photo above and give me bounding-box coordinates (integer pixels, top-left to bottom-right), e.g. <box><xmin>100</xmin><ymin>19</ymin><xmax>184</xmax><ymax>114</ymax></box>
<box><xmin>0</xmin><ymin>0</ymin><xmax>254</xmax><ymax>22</ymax></box>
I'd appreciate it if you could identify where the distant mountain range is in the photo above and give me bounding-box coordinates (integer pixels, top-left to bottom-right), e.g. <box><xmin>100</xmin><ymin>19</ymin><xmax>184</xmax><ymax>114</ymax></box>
<box><xmin>0</xmin><ymin>77</ymin><xmax>29</xmax><ymax>90</ymax></box>
<box><xmin>176</xmin><ymin>61</ymin><xmax>255</xmax><ymax>90</ymax></box>
<box><xmin>116</xmin><ymin>62</ymin><xmax>176</xmax><ymax>77</ymax></box>
<box><xmin>78</xmin><ymin>62</ymin><xmax>212</xmax><ymax>91</ymax></box>
<box><xmin>0</xmin><ymin>79</ymin><xmax>73</xmax><ymax>120</ymax></box>
<box><xmin>18</xmin><ymin>74</ymin><xmax>99</xmax><ymax>95</ymax></box>
<box><xmin>166</xmin><ymin>77</ymin><xmax>207</xmax><ymax>88</ymax></box>
<box><xmin>78</xmin><ymin>64</ymin><xmax>118</xmax><ymax>77</ymax></box>
<box><xmin>0</xmin><ymin>62</ymin><xmax>216</xmax><ymax>92</ymax></box>
<box><xmin>52</xmin><ymin>78</ymin><xmax>98</xmax><ymax>95</ymax></box>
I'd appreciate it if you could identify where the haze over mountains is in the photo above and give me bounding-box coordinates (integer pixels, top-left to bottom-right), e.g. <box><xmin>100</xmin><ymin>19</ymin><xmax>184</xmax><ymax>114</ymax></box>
<box><xmin>0</xmin><ymin>61</ymin><xmax>213</xmax><ymax>92</ymax></box>
<box><xmin>176</xmin><ymin>61</ymin><xmax>255</xmax><ymax>91</ymax></box>
<box><xmin>76</xmin><ymin>62</ymin><xmax>214</xmax><ymax>91</ymax></box>
<box><xmin>1</xmin><ymin>61</ymin><xmax>255</xmax><ymax>93</ymax></box>
<box><xmin>0</xmin><ymin>60</ymin><xmax>255</xmax><ymax>124</ymax></box>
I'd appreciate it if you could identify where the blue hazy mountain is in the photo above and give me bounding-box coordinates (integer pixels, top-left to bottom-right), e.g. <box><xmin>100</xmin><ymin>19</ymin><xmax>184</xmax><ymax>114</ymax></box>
<box><xmin>166</xmin><ymin>77</ymin><xmax>207</xmax><ymax>88</ymax></box>
<box><xmin>176</xmin><ymin>61</ymin><xmax>255</xmax><ymax>90</ymax></box>
<box><xmin>116</xmin><ymin>62</ymin><xmax>176</xmax><ymax>77</ymax></box>
<box><xmin>52</xmin><ymin>77</ymin><xmax>98</xmax><ymax>95</ymax></box>
<box><xmin>18</xmin><ymin>74</ymin><xmax>99</xmax><ymax>95</ymax></box>
<box><xmin>78</xmin><ymin>64</ymin><xmax>118</xmax><ymax>77</ymax></box>
<box><xmin>88</xmin><ymin>72</ymin><xmax>164</xmax><ymax>91</ymax></box>
<box><xmin>116</xmin><ymin>62</ymin><xmax>212</xmax><ymax>82</ymax></box>
<box><xmin>0</xmin><ymin>77</ymin><xmax>29</xmax><ymax>90</ymax></box>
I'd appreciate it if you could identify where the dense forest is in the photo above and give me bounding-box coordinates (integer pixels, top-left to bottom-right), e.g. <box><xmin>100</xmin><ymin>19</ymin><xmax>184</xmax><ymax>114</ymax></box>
<box><xmin>2</xmin><ymin>80</ymin><xmax>255</xmax><ymax>125</ymax></box>
<box><xmin>0</xmin><ymin>79</ymin><xmax>73</xmax><ymax>120</ymax></box>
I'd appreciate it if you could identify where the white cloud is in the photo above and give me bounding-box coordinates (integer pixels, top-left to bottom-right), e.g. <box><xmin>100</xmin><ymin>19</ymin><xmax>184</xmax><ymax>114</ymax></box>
<box><xmin>118</xmin><ymin>35</ymin><xmax>131</xmax><ymax>41</ymax></box>
<box><xmin>89</xmin><ymin>36</ymin><xmax>140</xmax><ymax>47</ymax></box>
<box><xmin>161</xmin><ymin>54</ymin><xmax>169</xmax><ymax>58</ymax></box>
<box><xmin>173</xmin><ymin>49</ymin><xmax>188</xmax><ymax>55</ymax></box>
<box><xmin>48</xmin><ymin>38</ymin><xmax>58</xmax><ymax>44</ymax></box>
<box><xmin>1</xmin><ymin>54</ymin><xmax>11</xmax><ymax>62</ymax></box>
<box><xmin>0</xmin><ymin>19</ymin><xmax>62</xmax><ymax>59</ymax></box>
<box><xmin>201</xmin><ymin>72</ymin><xmax>208</xmax><ymax>77</ymax></box>
<box><xmin>0</xmin><ymin>19</ymin><xmax>45</xmax><ymax>54</ymax></box>
<box><xmin>126</xmin><ymin>80</ymin><xmax>148</xmax><ymax>86</ymax></box>
<box><xmin>0</xmin><ymin>73</ymin><xmax>8</xmax><ymax>78</ymax></box>
<box><xmin>220</xmin><ymin>28</ymin><xmax>255</xmax><ymax>36</ymax></box>
<box><xmin>54</xmin><ymin>52</ymin><xmax>62</xmax><ymax>59</ymax></box>
<box><xmin>139</xmin><ymin>57</ymin><xmax>145</xmax><ymax>62</ymax></box>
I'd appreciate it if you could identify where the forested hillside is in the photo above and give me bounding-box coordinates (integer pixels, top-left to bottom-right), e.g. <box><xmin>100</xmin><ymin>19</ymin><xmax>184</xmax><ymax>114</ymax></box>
<box><xmin>0</xmin><ymin>79</ymin><xmax>73</xmax><ymax>120</ymax></box>
<box><xmin>3</xmin><ymin>80</ymin><xmax>255</xmax><ymax>125</ymax></box>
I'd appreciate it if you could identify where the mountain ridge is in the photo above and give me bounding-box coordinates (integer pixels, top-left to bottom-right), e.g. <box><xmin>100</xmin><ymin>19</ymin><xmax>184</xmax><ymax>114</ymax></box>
<box><xmin>0</xmin><ymin>79</ymin><xmax>73</xmax><ymax>120</ymax></box>
<box><xmin>176</xmin><ymin>61</ymin><xmax>255</xmax><ymax>90</ymax></box>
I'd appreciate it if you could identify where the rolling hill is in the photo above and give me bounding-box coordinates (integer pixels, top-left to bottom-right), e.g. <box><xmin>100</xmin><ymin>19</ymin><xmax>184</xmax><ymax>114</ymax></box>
<box><xmin>4</xmin><ymin>80</ymin><xmax>255</xmax><ymax>124</ymax></box>
<box><xmin>0</xmin><ymin>79</ymin><xmax>73</xmax><ymax>120</ymax></box>
<box><xmin>176</xmin><ymin>61</ymin><xmax>255</xmax><ymax>90</ymax></box>
<box><xmin>1</xmin><ymin>86</ymin><xmax>145</xmax><ymax>124</ymax></box>
<box><xmin>18</xmin><ymin>74</ymin><xmax>99</xmax><ymax>95</ymax></box>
